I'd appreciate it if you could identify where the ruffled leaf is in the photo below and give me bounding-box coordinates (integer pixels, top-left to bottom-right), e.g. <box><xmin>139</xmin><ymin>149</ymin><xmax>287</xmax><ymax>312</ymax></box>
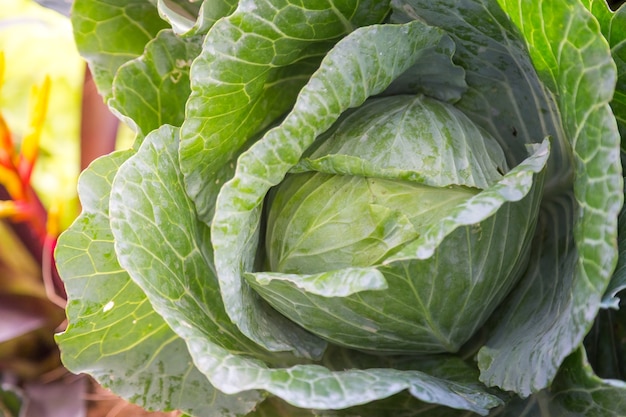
<box><xmin>490</xmin><ymin>349</ymin><xmax>626</xmax><ymax>416</ymax></box>
<box><xmin>478</xmin><ymin>0</ymin><xmax>622</xmax><ymax>396</ymax></box>
<box><xmin>211</xmin><ymin>19</ymin><xmax>449</xmax><ymax>355</ymax></box>
<box><xmin>109</xmin><ymin>124</ymin><xmax>501</xmax><ymax>414</ymax></box>
<box><xmin>179</xmin><ymin>0</ymin><xmax>390</xmax><ymax>222</ymax></box>
<box><xmin>582</xmin><ymin>0</ymin><xmax>626</xmax><ymax>143</ymax></box>
<box><xmin>109</xmin><ymin>30</ymin><xmax>202</xmax><ymax>137</ymax></box>
<box><xmin>391</xmin><ymin>0</ymin><xmax>568</xmax><ymax>177</ymax></box>
<box><xmin>248</xmin><ymin>143</ymin><xmax>547</xmax><ymax>354</ymax></box>
<box><xmin>71</xmin><ymin>0</ymin><xmax>169</xmax><ymax>99</ymax></box>
<box><xmin>55</xmin><ymin>151</ymin><xmax>256</xmax><ymax>416</ymax></box>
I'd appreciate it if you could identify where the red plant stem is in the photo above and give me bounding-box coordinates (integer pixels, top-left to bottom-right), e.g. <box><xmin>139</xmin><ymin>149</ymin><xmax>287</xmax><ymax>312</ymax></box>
<box><xmin>23</xmin><ymin>183</ymin><xmax>48</xmax><ymax>243</ymax></box>
<box><xmin>80</xmin><ymin>66</ymin><xmax>118</xmax><ymax>171</ymax></box>
<box><xmin>0</xmin><ymin>182</ymin><xmax>64</xmax><ymax>302</ymax></box>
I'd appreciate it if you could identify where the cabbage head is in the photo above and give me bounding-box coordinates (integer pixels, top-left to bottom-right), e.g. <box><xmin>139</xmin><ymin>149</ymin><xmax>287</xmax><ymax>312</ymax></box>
<box><xmin>258</xmin><ymin>94</ymin><xmax>542</xmax><ymax>354</ymax></box>
<box><xmin>55</xmin><ymin>0</ymin><xmax>626</xmax><ymax>416</ymax></box>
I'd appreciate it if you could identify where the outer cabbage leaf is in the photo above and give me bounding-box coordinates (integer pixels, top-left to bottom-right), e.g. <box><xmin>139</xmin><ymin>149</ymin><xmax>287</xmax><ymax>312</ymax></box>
<box><xmin>108</xmin><ymin>124</ymin><xmax>501</xmax><ymax>414</ymax></box>
<box><xmin>477</xmin><ymin>0</ymin><xmax>622</xmax><ymax>396</ymax></box>
<box><xmin>316</xmin><ymin>351</ymin><xmax>508</xmax><ymax>417</ymax></box>
<box><xmin>583</xmin><ymin>0</ymin><xmax>625</xmax><ymax>143</ymax></box>
<box><xmin>54</xmin><ymin>151</ymin><xmax>256</xmax><ymax>416</ymax></box>
<box><xmin>179</xmin><ymin>0</ymin><xmax>390</xmax><ymax>223</ymax></box>
<box><xmin>71</xmin><ymin>0</ymin><xmax>169</xmax><ymax>99</ymax></box>
<box><xmin>585</xmin><ymin>293</ymin><xmax>626</xmax><ymax>381</ymax></box>
<box><xmin>602</xmin><ymin>180</ymin><xmax>626</xmax><ymax>306</ymax></box>
<box><xmin>391</xmin><ymin>0</ymin><xmax>568</xmax><ymax>180</ymax></box>
<box><xmin>109</xmin><ymin>126</ymin><xmax>311</xmax><ymax>361</ymax></box>
<box><xmin>489</xmin><ymin>349</ymin><xmax>626</xmax><ymax>417</ymax></box>
<box><xmin>584</xmin><ymin>0</ymin><xmax>626</xmax><ymax>304</ymax></box>
<box><xmin>585</xmin><ymin>180</ymin><xmax>626</xmax><ymax>380</ymax></box>
<box><xmin>238</xmin><ymin>353</ymin><xmax>507</xmax><ymax>417</ymax></box>
<box><xmin>108</xmin><ymin>30</ymin><xmax>202</xmax><ymax>138</ymax></box>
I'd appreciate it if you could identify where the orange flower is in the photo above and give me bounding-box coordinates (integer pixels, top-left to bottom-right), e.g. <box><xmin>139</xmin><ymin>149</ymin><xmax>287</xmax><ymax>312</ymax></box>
<box><xmin>0</xmin><ymin>199</ymin><xmax>30</xmax><ymax>221</ymax></box>
<box><xmin>0</xmin><ymin>163</ymin><xmax>24</xmax><ymax>201</ymax></box>
<box><xmin>0</xmin><ymin>54</ymin><xmax>15</xmax><ymax>169</ymax></box>
<box><xmin>18</xmin><ymin>76</ymin><xmax>50</xmax><ymax>184</ymax></box>
<box><xmin>0</xmin><ymin>51</ymin><xmax>50</xmax><ymax>234</ymax></box>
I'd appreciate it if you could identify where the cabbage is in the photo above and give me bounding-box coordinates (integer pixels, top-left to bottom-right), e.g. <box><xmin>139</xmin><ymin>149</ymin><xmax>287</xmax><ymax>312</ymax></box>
<box><xmin>256</xmin><ymin>94</ymin><xmax>542</xmax><ymax>354</ymax></box>
<box><xmin>55</xmin><ymin>0</ymin><xmax>626</xmax><ymax>415</ymax></box>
